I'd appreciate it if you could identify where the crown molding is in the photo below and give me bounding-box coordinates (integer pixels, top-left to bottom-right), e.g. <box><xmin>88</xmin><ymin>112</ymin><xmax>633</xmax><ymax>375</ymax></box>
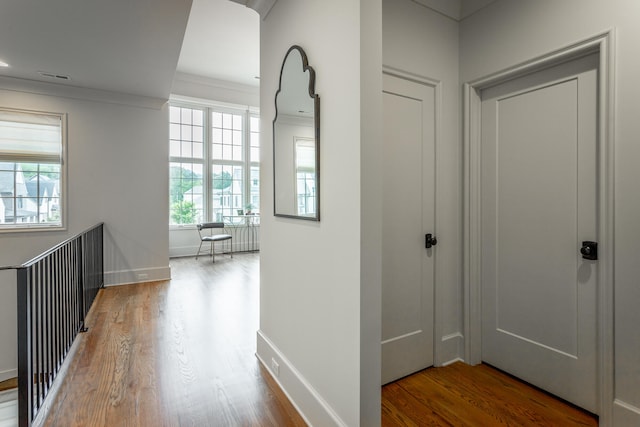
<box><xmin>0</xmin><ymin>75</ymin><xmax>167</xmax><ymax>110</ymax></box>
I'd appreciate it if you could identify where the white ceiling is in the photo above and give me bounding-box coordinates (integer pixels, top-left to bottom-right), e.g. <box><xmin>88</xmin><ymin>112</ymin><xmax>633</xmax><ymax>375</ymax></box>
<box><xmin>0</xmin><ymin>0</ymin><xmax>497</xmax><ymax>100</ymax></box>
<box><xmin>176</xmin><ymin>0</ymin><xmax>260</xmax><ymax>87</ymax></box>
<box><xmin>413</xmin><ymin>0</ymin><xmax>498</xmax><ymax>20</ymax></box>
<box><xmin>175</xmin><ymin>0</ymin><xmax>497</xmax><ymax>88</ymax></box>
<box><xmin>0</xmin><ymin>0</ymin><xmax>192</xmax><ymax>100</ymax></box>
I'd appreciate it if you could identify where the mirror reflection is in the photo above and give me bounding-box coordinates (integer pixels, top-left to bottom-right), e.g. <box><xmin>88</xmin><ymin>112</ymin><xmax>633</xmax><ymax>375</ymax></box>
<box><xmin>273</xmin><ymin>45</ymin><xmax>320</xmax><ymax>220</ymax></box>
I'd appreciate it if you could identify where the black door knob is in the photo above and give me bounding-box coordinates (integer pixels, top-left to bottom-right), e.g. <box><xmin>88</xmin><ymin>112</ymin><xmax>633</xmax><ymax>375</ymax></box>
<box><xmin>580</xmin><ymin>241</ymin><xmax>598</xmax><ymax>260</ymax></box>
<box><xmin>425</xmin><ymin>234</ymin><xmax>438</xmax><ymax>249</ymax></box>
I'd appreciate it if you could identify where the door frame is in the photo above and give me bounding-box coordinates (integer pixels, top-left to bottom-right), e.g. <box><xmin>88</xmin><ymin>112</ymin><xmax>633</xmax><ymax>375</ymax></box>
<box><xmin>462</xmin><ymin>31</ymin><xmax>615</xmax><ymax>424</ymax></box>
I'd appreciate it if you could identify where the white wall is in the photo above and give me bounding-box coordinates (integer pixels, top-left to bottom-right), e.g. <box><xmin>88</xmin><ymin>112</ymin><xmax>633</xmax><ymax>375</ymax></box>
<box><xmin>0</xmin><ymin>77</ymin><xmax>171</xmax><ymax>383</ymax></box>
<box><xmin>0</xmin><ymin>269</ymin><xmax>16</xmax><ymax>382</ymax></box>
<box><xmin>460</xmin><ymin>0</ymin><xmax>640</xmax><ymax>424</ymax></box>
<box><xmin>258</xmin><ymin>0</ymin><xmax>382</xmax><ymax>425</ymax></box>
<box><xmin>0</xmin><ymin>79</ymin><xmax>171</xmax><ymax>283</ymax></box>
<box><xmin>383</xmin><ymin>0</ymin><xmax>462</xmax><ymax>365</ymax></box>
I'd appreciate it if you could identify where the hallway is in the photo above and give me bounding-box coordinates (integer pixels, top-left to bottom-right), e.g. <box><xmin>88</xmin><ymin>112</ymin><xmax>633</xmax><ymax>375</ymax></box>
<box><xmin>30</xmin><ymin>253</ymin><xmax>599</xmax><ymax>426</ymax></box>
<box><xmin>40</xmin><ymin>254</ymin><xmax>305</xmax><ymax>426</ymax></box>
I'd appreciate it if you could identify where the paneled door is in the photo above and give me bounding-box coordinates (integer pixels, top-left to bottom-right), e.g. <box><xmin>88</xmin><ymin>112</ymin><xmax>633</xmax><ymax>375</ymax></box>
<box><xmin>480</xmin><ymin>53</ymin><xmax>599</xmax><ymax>413</ymax></box>
<box><xmin>381</xmin><ymin>72</ymin><xmax>436</xmax><ymax>384</ymax></box>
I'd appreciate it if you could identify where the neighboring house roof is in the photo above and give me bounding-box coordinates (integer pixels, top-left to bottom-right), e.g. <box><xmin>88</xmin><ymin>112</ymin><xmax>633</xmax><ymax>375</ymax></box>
<box><xmin>26</xmin><ymin>174</ymin><xmax>58</xmax><ymax>202</ymax></box>
<box><xmin>0</xmin><ymin>164</ymin><xmax>59</xmax><ymax>222</ymax></box>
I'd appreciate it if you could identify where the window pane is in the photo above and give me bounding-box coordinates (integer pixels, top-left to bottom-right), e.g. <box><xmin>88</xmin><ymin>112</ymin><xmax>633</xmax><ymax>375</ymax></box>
<box><xmin>222</xmin><ymin>129</ymin><xmax>232</xmax><ymax>144</ymax></box>
<box><xmin>193</xmin><ymin>126</ymin><xmax>203</xmax><ymax>143</ymax></box>
<box><xmin>211</xmin><ymin>164</ymin><xmax>243</xmax><ymax>222</ymax></box>
<box><xmin>170</xmin><ymin>123</ymin><xmax>181</xmax><ymax>140</ymax></box>
<box><xmin>212</xmin><ymin>112</ymin><xmax>222</xmax><ymax>128</ymax></box>
<box><xmin>232</xmin><ymin>114</ymin><xmax>242</xmax><ymax>130</ymax></box>
<box><xmin>250</xmin><ymin>115</ymin><xmax>260</xmax><ymax>163</ymax></box>
<box><xmin>193</xmin><ymin>142</ymin><xmax>203</xmax><ymax>159</ymax></box>
<box><xmin>181</xmin><ymin>141</ymin><xmax>192</xmax><ymax>158</ymax></box>
<box><xmin>0</xmin><ymin>162</ymin><xmax>63</xmax><ymax>225</ymax></box>
<box><xmin>250</xmin><ymin>116</ymin><xmax>259</xmax><ymax>131</ymax></box>
<box><xmin>170</xmin><ymin>106</ymin><xmax>181</xmax><ymax>123</ymax></box>
<box><xmin>233</xmin><ymin>146</ymin><xmax>242</xmax><ymax>161</ymax></box>
<box><xmin>222</xmin><ymin>113</ymin><xmax>232</xmax><ymax>129</ymax></box>
<box><xmin>250</xmin><ymin>166</ymin><xmax>260</xmax><ymax>214</ymax></box>
<box><xmin>181</xmin><ymin>124</ymin><xmax>192</xmax><ymax>141</ymax></box>
<box><xmin>193</xmin><ymin>110</ymin><xmax>203</xmax><ymax>126</ymax></box>
<box><xmin>169</xmin><ymin>161</ymin><xmax>204</xmax><ymax>225</ymax></box>
<box><xmin>170</xmin><ymin>140</ymin><xmax>181</xmax><ymax>157</ymax></box>
<box><xmin>212</xmin><ymin>143</ymin><xmax>223</xmax><ymax>159</ymax></box>
<box><xmin>212</xmin><ymin>128</ymin><xmax>222</xmax><ymax>145</ymax></box>
<box><xmin>250</xmin><ymin>147</ymin><xmax>260</xmax><ymax>162</ymax></box>
<box><xmin>180</xmin><ymin>108</ymin><xmax>192</xmax><ymax>125</ymax></box>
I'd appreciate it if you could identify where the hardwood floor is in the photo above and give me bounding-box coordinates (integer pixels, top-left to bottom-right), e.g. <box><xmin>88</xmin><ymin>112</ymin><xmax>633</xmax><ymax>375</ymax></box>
<box><xmin>382</xmin><ymin>362</ymin><xmax>598</xmax><ymax>426</ymax></box>
<box><xmin>41</xmin><ymin>253</ymin><xmax>306</xmax><ymax>427</ymax></box>
<box><xmin>38</xmin><ymin>253</ymin><xmax>598</xmax><ymax>426</ymax></box>
<box><xmin>0</xmin><ymin>378</ymin><xmax>17</xmax><ymax>393</ymax></box>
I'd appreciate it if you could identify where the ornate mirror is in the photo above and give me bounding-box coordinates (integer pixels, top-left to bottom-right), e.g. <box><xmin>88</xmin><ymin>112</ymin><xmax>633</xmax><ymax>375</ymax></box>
<box><xmin>273</xmin><ymin>45</ymin><xmax>320</xmax><ymax>220</ymax></box>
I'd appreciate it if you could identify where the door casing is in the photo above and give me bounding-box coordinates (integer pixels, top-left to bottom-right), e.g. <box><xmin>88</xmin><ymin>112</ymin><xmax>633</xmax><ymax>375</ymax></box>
<box><xmin>462</xmin><ymin>31</ymin><xmax>615</xmax><ymax>425</ymax></box>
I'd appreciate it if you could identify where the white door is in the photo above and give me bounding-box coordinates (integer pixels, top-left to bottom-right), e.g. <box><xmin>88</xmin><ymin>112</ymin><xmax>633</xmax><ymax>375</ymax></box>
<box><xmin>381</xmin><ymin>73</ymin><xmax>435</xmax><ymax>385</ymax></box>
<box><xmin>481</xmin><ymin>54</ymin><xmax>599</xmax><ymax>413</ymax></box>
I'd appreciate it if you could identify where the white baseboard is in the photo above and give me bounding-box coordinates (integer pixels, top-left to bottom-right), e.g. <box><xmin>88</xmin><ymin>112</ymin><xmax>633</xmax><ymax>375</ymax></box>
<box><xmin>256</xmin><ymin>330</ymin><xmax>347</xmax><ymax>427</ymax></box>
<box><xmin>104</xmin><ymin>266</ymin><xmax>171</xmax><ymax>287</ymax></box>
<box><xmin>438</xmin><ymin>332</ymin><xmax>464</xmax><ymax>366</ymax></box>
<box><xmin>0</xmin><ymin>369</ymin><xmax>17</xmax><ymax>383</ymax></box>
<box><xmin>169</xmin><ymin>245</ymin><xmax>199</xmax><ymax>258</ymax></box>
<box><xmin>614</xmin><ymin>399</ymin><xmax>640</xmax><ymax>426</ymax></box>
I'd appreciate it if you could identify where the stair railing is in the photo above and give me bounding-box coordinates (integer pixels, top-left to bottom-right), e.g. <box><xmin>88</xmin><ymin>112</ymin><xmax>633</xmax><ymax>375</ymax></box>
<box><xmin>1</xmin><ymin>223</ymin><xmax>104</xmax><ymax>427</ymax></box>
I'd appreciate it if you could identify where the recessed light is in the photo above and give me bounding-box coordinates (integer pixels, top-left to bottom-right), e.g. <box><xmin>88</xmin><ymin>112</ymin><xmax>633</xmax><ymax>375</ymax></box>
<box><xmin>0</xmin><ymin>60</ymin><xmax>9</xmax><ymax>68</ymax></box>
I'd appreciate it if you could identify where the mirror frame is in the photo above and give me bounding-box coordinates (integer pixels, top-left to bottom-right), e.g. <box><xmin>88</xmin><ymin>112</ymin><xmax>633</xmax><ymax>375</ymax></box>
<box><xmin>273</xmin><ymin>45</ymin><xmax>320</xmax><ymax>221</ymax></box>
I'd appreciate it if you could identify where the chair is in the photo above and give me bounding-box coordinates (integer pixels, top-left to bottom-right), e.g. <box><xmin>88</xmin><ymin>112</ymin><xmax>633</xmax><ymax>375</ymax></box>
<box><xmin>195</xmin><ymin>222</ymin><xmax>233</xmax><ymax>262</ymax></box>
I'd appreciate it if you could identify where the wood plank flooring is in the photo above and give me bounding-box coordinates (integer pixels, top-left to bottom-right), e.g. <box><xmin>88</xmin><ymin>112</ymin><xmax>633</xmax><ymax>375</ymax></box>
<box><xmin>41</xmin><ymin>254</ymin><xmax>306</xmax><ymax>427</ymax></box>
<box><xmin>0</xmin><ymin>378</ymin><xmax>17</xmax><ymax>393</ymax></box>
<box><xmin>37</xmin><ymin>253</ymin><xmax>598</xmax><ymax>426</ymax></box>
<box><xmin>382</xmin><ymin>362</ymin><xmax>598</xmax><ymax>426</ymax></box>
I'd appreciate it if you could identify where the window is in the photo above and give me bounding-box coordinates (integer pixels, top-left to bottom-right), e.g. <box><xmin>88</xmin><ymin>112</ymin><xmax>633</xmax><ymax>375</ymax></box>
<box><xmin>0</xmin><ymin>109</ymin><xmax>65</xmax><ymax>230</ymax></box>
<box><xmin>295</xmin><ymin>137</ymin><xmax>316</xmax><ymax>216</ymax></box>
<box><xmin>169</xmin><ymin>102</ymin><xmax>259</xmax><ymax>226</ymax></box>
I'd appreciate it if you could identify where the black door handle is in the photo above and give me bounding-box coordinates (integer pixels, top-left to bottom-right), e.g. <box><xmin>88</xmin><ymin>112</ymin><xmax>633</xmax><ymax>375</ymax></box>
<box><xmin>425</xmin><ymin>234</ymin><xmax>438</xmax><ymax>249</ymax></box>
<box><xmin>580</xmin><ymin>241</ymin><xmax>598</xmax><ymax>260</ymax></box>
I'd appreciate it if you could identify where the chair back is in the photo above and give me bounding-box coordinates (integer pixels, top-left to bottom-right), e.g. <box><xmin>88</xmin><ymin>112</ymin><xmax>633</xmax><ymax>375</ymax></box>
<box><xmin>197</xmin><ymin>222</ymin><xmax>225</xmax><ymax>231</ymax></box>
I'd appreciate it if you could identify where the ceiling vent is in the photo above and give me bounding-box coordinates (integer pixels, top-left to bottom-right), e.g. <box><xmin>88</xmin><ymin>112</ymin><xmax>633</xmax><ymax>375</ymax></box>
<box><xmin>38</xmin><ymin>71</ymin><xmax>71</xmax><ymax>81</ymax></box>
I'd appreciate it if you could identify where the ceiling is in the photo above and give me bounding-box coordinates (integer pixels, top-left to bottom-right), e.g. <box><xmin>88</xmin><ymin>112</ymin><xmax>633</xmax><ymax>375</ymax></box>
<box><xmin>0</xmin><ymin>0</ymin><xmax>497</xmax><ymax>101</ymax></box>
<box><xmin>175</xmin><ymin>0</ymin><xmax>497</xmax><ymax>87</ymax></box>
<box><xmin>176</xmin><ymin>0</ymin><xmax>260</xmax><ymax>87</ymax></box>
<box><xmin>0</xmin><ymin>0</ymin><xmax>192</xmax><ymax>100</ymax></box>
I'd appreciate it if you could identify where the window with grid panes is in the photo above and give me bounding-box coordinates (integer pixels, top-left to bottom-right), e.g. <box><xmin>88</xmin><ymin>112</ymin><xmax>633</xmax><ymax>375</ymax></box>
<box><xmin>169</xmin><ymin>106</ymin><xmax>205</xmax><ymax>225</ymax></box>
<box><xmin>169</xmin><ymin>102</ymin><xmax>259</xmax><ymax>227</ymax></box>
<box><xmin>0</xmin><ymin>108</ymin><xmax>65</xmax><ymax>231</ymax></box>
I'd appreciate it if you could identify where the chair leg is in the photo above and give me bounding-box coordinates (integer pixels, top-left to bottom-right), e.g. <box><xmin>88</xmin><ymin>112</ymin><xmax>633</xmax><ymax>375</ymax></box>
<box><xmin>195</xmin><ymin>241</ymin><xmax>204</xmax><ymax>260</ymax></box>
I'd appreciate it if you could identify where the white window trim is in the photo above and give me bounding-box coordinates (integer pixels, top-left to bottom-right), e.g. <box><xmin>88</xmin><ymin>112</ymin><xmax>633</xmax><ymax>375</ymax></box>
<box><xmin>0</xmin><ymin>108</ymin><xmax>67</xmax><ymax>233</ymax></box>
